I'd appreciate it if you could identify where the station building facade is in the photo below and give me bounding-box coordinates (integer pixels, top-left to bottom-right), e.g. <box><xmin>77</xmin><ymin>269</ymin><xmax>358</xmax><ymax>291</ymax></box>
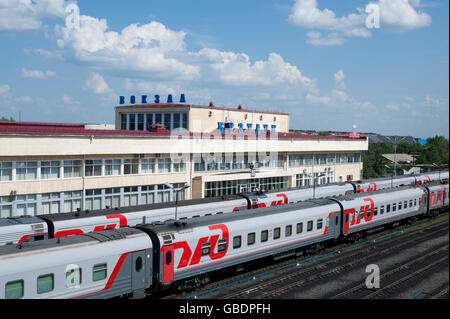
<box><xmin>0</xmin><ymin>99</ymin><xmax>368</xmax><ymax>217</ymax></box>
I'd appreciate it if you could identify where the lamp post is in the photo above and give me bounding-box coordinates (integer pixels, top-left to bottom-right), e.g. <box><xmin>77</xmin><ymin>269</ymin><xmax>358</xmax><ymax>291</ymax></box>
<box><xmin>164</xmin><ymin>183</ymin><xmax>190</xmax><ymax>221</ymax></box>
<box><xmin>307</xmin><ymin>173</ymin><xmax>326</xmax><ymax>199</ymax></box>
<box><xmin>385</xmin><ymin>136</ymin><xmax>407</xmax><ymax>176</ymax></box>
<box><xmin>385</xmin><ymin>165</ymin><xmax>393</xmax><ymax>188</ymax></box>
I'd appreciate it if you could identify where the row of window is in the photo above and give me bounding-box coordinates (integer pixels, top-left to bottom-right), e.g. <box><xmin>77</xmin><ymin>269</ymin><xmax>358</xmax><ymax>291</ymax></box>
<box><xmin>204</xmin><ymin>177</ymin><xmax>289</xmax><ymax>198</ymax></box>
<box><xmin>289</xmin><ymin>153</ymin><xmax>361</xmax><ymax>167</ymax></box>
<box><xmin>0</xmin><ymin>183</ymin><xmax>188</xmax><ymax>218</ymax></box>
<box><xmin>202</xmin><ymin>219</ymin><xmax>324</xmax><ymax>255</ymax></box>
<box><xmin>194</xmin><ymin>154</ymin><xmax>284</xmax><ymax>172</ymax></box>
<box><xmin>0</xmin><ymin>158</ymin><xmax>185</xmax><ymax>182</ymax></box>
<box><xmin>120</xmin><ymin>112</ymin><xmax>188</xmax><ymax>131</ymax></box>
<box><xmin>348</xmin><ymin>198</ymin><xmax>421</xmax><ymax>224</ymax></box>
<box><xmin>5</xmin><ymin>264</ymin><xmax>107</xmax><ymax>299</ymax></box>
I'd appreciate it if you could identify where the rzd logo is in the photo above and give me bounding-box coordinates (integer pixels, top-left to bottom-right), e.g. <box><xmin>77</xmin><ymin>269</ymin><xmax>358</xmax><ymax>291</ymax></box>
<box><xmin>343</xmin><ymin>198</ymin><xmax>375</xmax><ymax>234</ymax></box>
<box><xmin>171</xmin><ymin>224</ymin><xmax>229</xmax><ymax>269</ymax></box>
<box><xmin>357</xmin><ymin>183</ymin><xmax>377</xmax><ymax>193</ymax></box>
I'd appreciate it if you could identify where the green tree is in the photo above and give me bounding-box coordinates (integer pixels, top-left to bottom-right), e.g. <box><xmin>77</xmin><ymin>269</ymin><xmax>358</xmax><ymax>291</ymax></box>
<box><xmin>1</xmin><ymin>116</ymin><xmax>15</xmax><ymax>121</ymax></box>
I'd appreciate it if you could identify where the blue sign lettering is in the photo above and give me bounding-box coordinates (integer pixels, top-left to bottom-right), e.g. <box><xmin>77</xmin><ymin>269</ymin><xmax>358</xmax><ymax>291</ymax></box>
<box><xmin>218</xmin><ymin>122</ymin><xmax>225</xmax><ymax>134</ymax></box>
<box><xmin>228</xmin><ymin>122</ymin><xmax>234</xmax><ymax>134</ymax></box>
<box><xmin>238</xmin><ymin>123</ymin><xmax>244</xmax><ymax>134</ymax></box>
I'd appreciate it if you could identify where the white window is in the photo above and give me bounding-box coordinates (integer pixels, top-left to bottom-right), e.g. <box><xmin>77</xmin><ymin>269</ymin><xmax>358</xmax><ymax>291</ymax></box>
<box><xmin>105</xmin><ymin>159</ymin><xmax>121</xmax><ymax>176</ymax></box>
<box><xmin>0</xmin><ymin>162</ymin><xmax>12</xmax><ymax>181</ymax></box>
<box><xmin>123</xmin><ymin>159</ymin><xmax>139</xmax><ymax>175</ymax></box>
<box><xmin>140</xmin><ymin>159</ymin><xmax>154</xmax><ymax>174</ymax></box>
<box><xmin>63</xmin><ymin>160</ymin><xmax>81</xmax><ymax>178</ymax></box>
<box><xmin>41</xmin><ymin>161</ymin><xmax>60</xmax><ymax>179</ymax></box>
<box><xmin>85</xmin><ymin>160</ymin><xmax>102</xmax><ymax>176</ymax></box>
<box><xmin>157</xmin><ymin>158</ymin><xmax>171</xmax><ymax>173</ymax></box>
<box><xmin>16</xmin><ymin>161</ymin><xmax>37</xmax><ymax>180</ymax></box>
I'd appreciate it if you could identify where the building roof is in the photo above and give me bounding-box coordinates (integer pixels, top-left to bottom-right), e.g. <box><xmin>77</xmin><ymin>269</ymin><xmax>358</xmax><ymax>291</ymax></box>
<box><xmin>0</xmin><ymin>121</ymin><xmax>366</xmax><ymax>141</ymax></box>
<box><xmin>368</xmin><ymin>134</ymin><xmax>417</xmax><ymax>145</ymax></box>
<box><xmin>115</xmin><ymin>103</ymin><xmax>290</xmax><ymax>116</ymax></box>
<box><xmin>382</xmin><ymin>153</ymin><xmax>416</xmax><ymax>163</ymax></box>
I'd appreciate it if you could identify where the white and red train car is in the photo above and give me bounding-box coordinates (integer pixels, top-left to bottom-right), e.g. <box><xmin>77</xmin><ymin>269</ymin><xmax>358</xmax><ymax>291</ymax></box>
<box><xmin>0</xmin><ymin>182</ymin><xmax>447</xmax><ymax>299</ymax></box>
<box><xmin>0</xmin><ymin>171</ymin><xmax>447</xmax><ymax>247</ymax></box>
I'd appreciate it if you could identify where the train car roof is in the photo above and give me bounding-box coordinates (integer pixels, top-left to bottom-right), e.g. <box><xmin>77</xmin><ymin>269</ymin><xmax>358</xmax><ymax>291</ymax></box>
<box><xmin>41</xmin><ymin>194</ymin><xmax>244</xmax><ymax>222</ymax></box>
<box><xmin>0</xmin><ymin>227</ymin><xmax>142</xmax><ymax>257</ymax></box>
<box><xmin>244</xmin><ymin>181</ymin><xmax>351</xmax><ymax>197</ymax></box>
<box><xmin>337</xmin><ymin>184</ymin><xmax>422</xmax><ymax>202</ymax></box>
<box><xmin>0</xmin><ymin>215</ymin><xmax>45</xmax><ymax>227</ymax></box>
<box><xmin>138</xmin><ymin>198</ymin><xmax>338</xmax><ymax>235</ymax></box>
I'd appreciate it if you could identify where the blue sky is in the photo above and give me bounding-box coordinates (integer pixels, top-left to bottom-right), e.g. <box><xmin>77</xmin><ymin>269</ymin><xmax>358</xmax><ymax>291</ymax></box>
<box><xmin>0</xmin><ymin>0</ymin><xmax>448</xmax><ymax>138</ymax></box>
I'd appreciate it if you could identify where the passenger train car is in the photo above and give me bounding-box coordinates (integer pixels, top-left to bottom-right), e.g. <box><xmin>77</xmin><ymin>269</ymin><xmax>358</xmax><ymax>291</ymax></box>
<box><xmin>0</xmin><ymin>181</ymin><xmax>447</xmax><ymax>299</ymax></box>
<box><xmin>0</xmin><ymin>171</ymin><xmax>447</xmax><ymax>247</ymax></box>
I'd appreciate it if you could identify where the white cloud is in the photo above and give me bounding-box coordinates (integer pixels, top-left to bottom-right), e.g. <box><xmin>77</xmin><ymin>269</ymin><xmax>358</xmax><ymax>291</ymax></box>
<box><xmin>84</xmin><ymin>72</ymin><xmax>112</xmax><ymax>95</ymax></box>
<box><xmin>377</xmin><ymin>0</ymin><xmax>431</xmax><ymax>31</ymax></box>
<box><xmin>0</xmin><ymin>84</ymin><xmax>10</xmax><ymax>95</ymax></box>
<box><xmin>0</xmin><ymin>0</ymin><xmax>71</xmax><ymax>32</ymax></box>
<box><xmin>306</xmin><ymin>69</ymin><xmax>375</xmax><ymax>110</ymax></box>
<box><xmin>21</xmin><ymin>68</ymin><xmax>56</xmax><ymax>79</ymax></box>
<box><xmin>306</xmin><ymin>31</ymin><xmax>346</xmax><ymax>46</ymax></box>
<box><xmin>61</xmin><ymin>94</ymin><xmax>78</xmax><ymax>105</ymax></box>
<box><xmin>289</xmin><ymin>0</ymin><xmax>432</xmax><ymax>46</ymax></box>
<box><xmin>56</xmin><ymin>17</ymin><xmax>199</xmax><ymax>80</ymax></box>
<box><xmin>53</xmin><ymin>13</ymin><xmax>320</xmax><ymax>106</ymax></box>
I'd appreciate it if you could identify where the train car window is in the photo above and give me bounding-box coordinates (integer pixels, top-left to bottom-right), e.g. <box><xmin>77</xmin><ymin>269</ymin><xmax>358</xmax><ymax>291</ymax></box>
<box><xmin>398</xmin><ymin>202</ymin><xmax>402</xmax><ymax>210</ymax></box>
<box><xmin>201</xmin><ymin>242</ymin><xmax>211</xmax><ymax>256</ymax></box>
<box><xmin>248</xmin><ymin>233</ymin><xmax>255</xmax><ymax>245</ymax></box>
<box><xmin>386</xmin><ymin>204</ymin><xmax>391</xmax><ymax>213</ymax></box>
<box><xmin>296</xmin><ymin>223</ymin><xmax>303</xmax><ymax>234</ymax></box>
<box><xmin>380</xmin><ymin>206</ymin><xmax>385</xmax><ymax>215</ymax></box>
<box><xmin>37</xmin><ymin>274</ymin><xmax>54</xmax><ymax>294</ymax></box>
<box><xmin>307</xmin><ymin>221</ymin><xmax>313</xmax><ymax>232</ymax></box>
<box><xmin>233</xmin><ymin>236</ymin><xmax>242</xmax><ymax>249</ymax></box>
<box><xmin>285</xmin><ymin>225</ymin><xmax>292</xmax><ymax>237</ymax></box>
<box><xmin>93</xmin><ymin>264</ymin><xmax>107</xmax><ymax>281</ymax></box>
<box><xmin>165</xmin><ymin>251</ymin><xmax>172</xmax><ymax>265</ymax></box>
<box><xmin>374</xmin><ymin>207</ymin><xmax>378</xmax><ymax>216</ymax></box>
<box><xmin>393</xmin><ymin>203</ymin><xmax>397</xmax><ymax>212</ymax></box>
<box><xmin>359</xmin><ymin>210</ymin><xmax>364</xmax><ymax>220</ymax></box>
<box><xmin>414</xmin><ymin>199</ymin><xmax>417</xmax><ymax>206</ymax></box>
<box><xmin>5</xmin><ymin>280</ymin><xmax>23</xmax><ymax>299</ymax></box>
<box><xmin>409</xmin><ymin>200</ymin><xmax>413</xmax><ymax>208</ymax></box>
<box><xmin>261</xmin><ymin>230</ymin><xmax>269</xmax><ymax>242</ymax></box>
<box><xmin>317</xmin><ymin>219</ymin><xmax>323</xmax><ymax>230</ymax></box>
<box><xmin>136</xmin><ymin>257</ymin><xmax>143</xmax><ymax>272</ymax></box>
<box><xmin>66</xmin><ymin>267</ymin><xmax>82</xmax><ymax>288</ymax></box>
<box><xmin>274</xmin><ymin>228</ymin><xmax>281</xmax><ymax>239</ymax></box>
<box><xmin>218</xmin><ymin>239</ymin><xmax>227</xmax><ymax>253</ymax></box>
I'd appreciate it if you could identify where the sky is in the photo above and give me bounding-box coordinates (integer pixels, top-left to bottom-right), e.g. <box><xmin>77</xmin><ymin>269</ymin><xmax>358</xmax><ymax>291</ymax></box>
<box><xmin>0</xmin><ymin>0</ymin><xmax>448</xmax><ymax>139</ymax></box>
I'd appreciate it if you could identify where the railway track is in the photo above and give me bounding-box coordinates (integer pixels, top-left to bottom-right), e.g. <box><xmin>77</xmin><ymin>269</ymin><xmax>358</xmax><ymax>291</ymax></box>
<box><xmin>330</xmin><ymin>244</ymin><xmax>448</xmax><ymax>299</ymax></box>
<box><xmin>173</xmin><ymin>214</ymin><xmax>448</xmax><ymax>300</ymax></box>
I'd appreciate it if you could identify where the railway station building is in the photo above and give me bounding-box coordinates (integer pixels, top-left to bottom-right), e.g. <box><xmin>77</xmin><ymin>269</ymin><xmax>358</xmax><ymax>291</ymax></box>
<box><xmin>0</xmin><ymin>96</ymin><xmax>368</xmax><ymax>217</ymax></box>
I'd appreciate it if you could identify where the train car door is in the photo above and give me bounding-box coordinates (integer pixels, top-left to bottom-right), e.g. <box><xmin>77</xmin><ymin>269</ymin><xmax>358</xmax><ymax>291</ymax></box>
<box><xmin>132</xmin><ymin>251</ymin><xmax>146</xmax><ymax>293</ymax></box>
<box><xmin>162</xmin><ymin>244</ymin><xmax>174</xmax><ymax>284</ymax></box>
